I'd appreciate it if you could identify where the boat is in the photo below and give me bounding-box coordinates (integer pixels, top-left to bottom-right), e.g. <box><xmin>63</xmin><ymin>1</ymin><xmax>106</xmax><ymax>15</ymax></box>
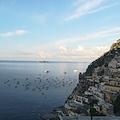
<box><xmin>74</xmin><ymin>70</ymin><xmax>78</xmax><ymax>72</ymax></box>
<box><xmin>64</xmin><ymin>72</ymin><xmax>67</xmax><ymax>74</ymax></box>
<box><xmin>45</xmin><ymin>70</ymin><xmax>49</xmax><ymax>73</ymax></box>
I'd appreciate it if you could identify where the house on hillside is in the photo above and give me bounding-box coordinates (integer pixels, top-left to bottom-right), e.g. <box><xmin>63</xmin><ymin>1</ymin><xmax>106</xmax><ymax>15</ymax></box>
<box><xmin>102</xmin><ymin>102</ymin><xmax>114</xmax><ymax>115</ymax></box>
<box><xmin>108</xmin><ymin>59</ymin><xmax>118</xmax><ymax>73</ymax></box>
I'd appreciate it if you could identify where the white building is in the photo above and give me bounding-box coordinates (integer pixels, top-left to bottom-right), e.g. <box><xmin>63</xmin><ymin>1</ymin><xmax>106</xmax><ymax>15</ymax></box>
<box><xmin>74</xmin><ymin>94</ymin><xmax>92</xmax><ymax>105</ymax></box>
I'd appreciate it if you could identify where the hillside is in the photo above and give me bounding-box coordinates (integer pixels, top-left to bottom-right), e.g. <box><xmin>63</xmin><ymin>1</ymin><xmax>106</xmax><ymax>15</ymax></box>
<box><xmin>85</xmin><ymin>39</ymin><xmax>120</xmax><ymax>76</ymax></box>
<box><xmin>62</xmin><ymin>39</ymin><xmax>120</xmax><ymax>117</ymax></box>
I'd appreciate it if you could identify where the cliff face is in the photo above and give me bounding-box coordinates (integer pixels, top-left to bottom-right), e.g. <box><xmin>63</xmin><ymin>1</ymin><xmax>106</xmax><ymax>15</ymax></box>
<box><xmin>110</xmin><ymin>39</ymin><xmax>120</xmax><ymax>50</ymax></box>
<box><xmin>85</xmin><ymin>40</ymin><xmax>120</xmax><ymax>76</ymax></box>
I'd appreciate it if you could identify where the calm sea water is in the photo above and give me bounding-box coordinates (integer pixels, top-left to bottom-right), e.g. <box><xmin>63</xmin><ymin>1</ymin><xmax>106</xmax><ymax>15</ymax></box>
<box><xmin>0</xmin><ymin>61</ymin><xmax>89</xmax><ymax>120</ymax></box>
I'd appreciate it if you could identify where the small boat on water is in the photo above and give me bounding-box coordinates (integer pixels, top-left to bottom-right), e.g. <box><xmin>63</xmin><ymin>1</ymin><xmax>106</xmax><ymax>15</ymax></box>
<box><xmin>64</xmin><ymin>72</ymin><xmax>67</xmax><ymax>74</ymax></box>
<box><xmin>45</xmin><ymin>70</ymin><xmax>49</xmax><ymax>73</ymax></box>
<box><xmin>74</xmin><ymin>70</ymin><xmax>78</xmax><ymax>72</ymax></box>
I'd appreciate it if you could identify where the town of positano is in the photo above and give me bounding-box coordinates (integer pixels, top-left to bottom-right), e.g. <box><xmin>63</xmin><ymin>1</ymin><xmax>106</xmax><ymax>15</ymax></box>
<box><xmin>55</xmin><ymin>39</ymin><xmax>120</xmax><ymax>119</ymax></box>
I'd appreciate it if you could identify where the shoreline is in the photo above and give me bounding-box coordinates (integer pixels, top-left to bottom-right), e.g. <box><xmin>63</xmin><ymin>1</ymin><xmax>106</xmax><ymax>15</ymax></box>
<box><xmin>40</xmin><ymin>106</ymin><xmax>63</xmax><ymax>120</ymax></box>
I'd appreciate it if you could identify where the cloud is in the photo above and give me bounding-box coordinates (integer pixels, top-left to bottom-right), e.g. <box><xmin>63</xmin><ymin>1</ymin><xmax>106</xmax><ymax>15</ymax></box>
<box><xmin>15</xmin><ymin>30</ymin><xmax>28</xmax><ymax>35</ymax></box>
<box><xmin>56</xmin><ymin>27</ymin><xmax>120</xmax><ymax>46</ymax></box>
<box><xmin>36</xmin><ymin>51</ymin><xmax>53</xmax><ymax>59</ymax></box>
<box><xmin>64</xmin><ymin>0</ymin><xmax>116</xmax><ymax>21</ymax></box>
<box><xmin>1</xmin><ymin>27</ymin><xmax>119</xmax><ymax>61</ymax></box>
<box><xmin>0</xmin><ymin>41</ymin><xmax>110</xmax><ymax>62</ymax></box>
<box><xmin>58</xmin><ymin>45</ymin><xmax>109</xmax><ymax>61</ymax></box>
<box><xmin>17</xmin><ymin>48</ymin><xmax>53</xmax><ymax>60</ymax></box>
<box><xmin>59</xmin><ymin>45</ymin><xmax>84</xmax><ymax>55</ymax></box>
<box><xmin>0</xmin><ymin>30</ymin><xmax>28</xmax><ymax>37</ymax></box>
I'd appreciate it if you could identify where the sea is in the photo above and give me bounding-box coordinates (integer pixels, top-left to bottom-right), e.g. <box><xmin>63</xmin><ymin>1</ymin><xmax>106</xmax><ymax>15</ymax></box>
<box><xmin>0</xmin><ymin>61</ymin><xmax>90</xmax><ymax>120</ymax></box>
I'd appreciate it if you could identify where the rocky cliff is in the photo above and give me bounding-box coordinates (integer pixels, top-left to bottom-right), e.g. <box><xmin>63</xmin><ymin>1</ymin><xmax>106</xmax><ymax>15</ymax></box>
<box><xmin>85</xmin><ymin>39</ymin><xmax>120</xmax><ymax>76</ymax></box>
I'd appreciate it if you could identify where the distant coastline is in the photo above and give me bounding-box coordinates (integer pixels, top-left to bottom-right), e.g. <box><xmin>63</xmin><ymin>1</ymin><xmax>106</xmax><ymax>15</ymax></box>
<box><xmin>36</xmin><ymin>61</ymin><xmax>49</xmax><ymax>63</ymax></box>
<box><xmin>0</xmin><ymin>60</ymin><xmax>89</xmax><ymax>63</ymax></box>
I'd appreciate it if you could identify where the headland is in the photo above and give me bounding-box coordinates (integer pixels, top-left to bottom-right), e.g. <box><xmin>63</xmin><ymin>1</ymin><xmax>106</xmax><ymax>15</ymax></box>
<box><xmin>41</xmin><ymin>39</ymin><xmax>120</xmax><ymax>120</ymax></box>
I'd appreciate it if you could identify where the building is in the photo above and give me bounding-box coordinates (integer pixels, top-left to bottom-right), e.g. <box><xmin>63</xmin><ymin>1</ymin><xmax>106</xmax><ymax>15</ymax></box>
<box><xmin>109</xmin><ymin>81</ymin><xmax>120</xmax><ymax>86</ymax></box>
<box><xmin>104</xmin><ymin>91</ymin><xmax>117</xmax><ymax>102</ymax></box>
<box><xmin>102</xmin><ymin>102</ymin><xmax>114</xmax><ymax>115</ymax></box>
<box><xmin>74</xmin><ymin>94</ymin><xmax>92</xmax><ymax>105</ymax></box>
<box><xmin>103</xmin><ymin>84</ymin><xmax>120</xmax><ymax>93</ymax></box>
<box><xmin>108</xmin><ymin>59</ymin><xmax>118</xmax><ymax>73</ymax></box>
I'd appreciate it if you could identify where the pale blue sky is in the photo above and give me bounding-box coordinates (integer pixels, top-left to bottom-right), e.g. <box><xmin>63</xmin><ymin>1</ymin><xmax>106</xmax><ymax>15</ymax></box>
<box><xmin>0</xmin><ymin>0</ymin><xmax>120</xmax><ymax>62</ymax></box>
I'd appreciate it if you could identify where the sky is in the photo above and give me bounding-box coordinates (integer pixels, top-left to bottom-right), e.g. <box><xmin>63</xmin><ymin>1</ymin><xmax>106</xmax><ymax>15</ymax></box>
<box><xmin>0</xmin><ymin>0</ymin><xmax>120</xmax><ymax>62</ymax></box>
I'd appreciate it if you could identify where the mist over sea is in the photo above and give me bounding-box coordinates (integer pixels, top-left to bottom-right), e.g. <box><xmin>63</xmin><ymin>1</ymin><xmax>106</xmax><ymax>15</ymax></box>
<box><xmin>0</xmin><ymin>61</ymin><xmax>90</xmax><ymax>120</ymax></box>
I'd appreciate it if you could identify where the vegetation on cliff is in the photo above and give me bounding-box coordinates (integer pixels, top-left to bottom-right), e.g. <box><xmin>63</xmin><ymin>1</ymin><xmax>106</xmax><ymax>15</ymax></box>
<box><xmin>114</xmin><ymin>95</ymin><xmax>120</xmax><ymax>116</ymax></box>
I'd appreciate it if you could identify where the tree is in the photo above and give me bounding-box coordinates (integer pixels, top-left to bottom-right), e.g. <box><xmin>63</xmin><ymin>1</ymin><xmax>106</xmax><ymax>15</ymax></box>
<box><xmin>89</xmin><ymin>99</ymin><xmax>99</xmax><ymax>120</ymax></box>
<box><xmin>114</xmin><ymin>95</ymin><xmax>120</xmax><ymax>115</ymax></box>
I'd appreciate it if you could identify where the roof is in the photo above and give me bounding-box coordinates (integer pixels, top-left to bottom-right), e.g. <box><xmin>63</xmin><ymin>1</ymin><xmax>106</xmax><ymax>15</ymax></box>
<box><xmin>104</xmin><ymin>84</ymin><xmax>120</xmax><ymax>88</ymax></box>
